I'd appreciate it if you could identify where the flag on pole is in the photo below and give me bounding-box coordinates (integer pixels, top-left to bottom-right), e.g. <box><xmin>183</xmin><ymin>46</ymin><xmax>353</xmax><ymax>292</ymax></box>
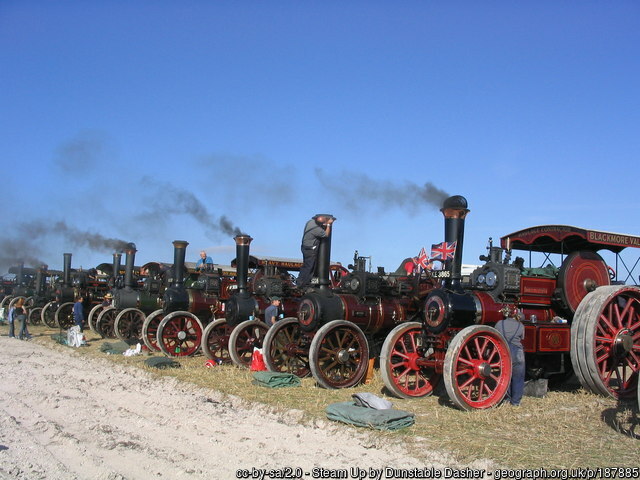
<box><xmin>416</xmin><ymin>247</ymin><xmax>430</xmax><ymax>270</ymax></box>
<box><xmin>430</xmin><ymin>241</ymin><xmax>457</xmax><ymax>261</ymax></box>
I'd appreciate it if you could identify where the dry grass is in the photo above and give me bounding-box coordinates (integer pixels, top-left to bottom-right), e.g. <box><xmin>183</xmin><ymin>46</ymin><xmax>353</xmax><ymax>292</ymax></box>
<box><xmin>25</xmin><ymin>324</ymin><xmax>640</xmax><ymax>469</ymax></box>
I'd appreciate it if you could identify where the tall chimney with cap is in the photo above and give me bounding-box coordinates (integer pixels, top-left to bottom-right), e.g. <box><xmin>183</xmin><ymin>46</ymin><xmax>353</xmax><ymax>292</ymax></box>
<box><xmin>234</xmin><ymin>234</ymin><xmax>252</xmax><ymax>294</ymax></box>
<box><xmin>35</xmin><ymin>265</ymin><xmax>47</xmax><ymax>296</ymax></box>
<box><xmin>123</xmin><ymin>243</ymin><xmax>137</xmax><ymax>289</ymax></box>
<box><xmin>63</xmin><ymin>253</ymin><xmax>72</xmax><ymax>287</ymax></box>
<box><xmin>441</xmin><ymin>195</ymin><xmax>469</xmax><ymax>291</ymax></box>
<box><xmin>172</xmin><ymin>241</ymin><xmax>188</xmax><ymax>288</ymax></box>
<box><xmin>112</xmin><ymin>252</ymin><xmax>122</xmax><ymax>283</ymax></box>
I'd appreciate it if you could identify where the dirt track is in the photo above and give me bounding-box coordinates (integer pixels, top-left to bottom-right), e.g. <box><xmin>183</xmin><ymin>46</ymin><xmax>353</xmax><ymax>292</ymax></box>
<box><xmin>0</xmin><ymin>336</ymin><xmax>493</xmax><ymax>480</ymax></box>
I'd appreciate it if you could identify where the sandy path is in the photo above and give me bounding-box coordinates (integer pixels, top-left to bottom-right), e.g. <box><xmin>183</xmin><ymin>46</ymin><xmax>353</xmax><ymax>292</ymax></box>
<box><xmin>0</xmin><ymin>337</ymin><xmax>489</xmax><ymax>480</ymax></box>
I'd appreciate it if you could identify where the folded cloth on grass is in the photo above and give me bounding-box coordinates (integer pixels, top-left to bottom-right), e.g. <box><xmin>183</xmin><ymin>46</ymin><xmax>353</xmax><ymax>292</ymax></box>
<box><xmin>144</xmin><ymin>357</ymin><xmax>181</xmax><ymax>369</ymax></box>
<box><xmin>51</xmin><ymin>333</ymin><xmax>67</xmax><ymax>345</ymax></box>
<box><xmin>326</xmin><ymin>401</ymin><xmax>415</xmax><ymax>431</ymax></box>
<box><xmin>352</xmin><ymin>392</ymin><xmax>393</xmax><ymax>410</ymax></box>
<box><xmin>100</xmin><ymin>341</ymin><xmax>131</xmax><ymax>354</ymax></box>
<box><xmin>252</xmin><ymin>371</ymin><xmax>301</xmax><ymax>388</ymax></box>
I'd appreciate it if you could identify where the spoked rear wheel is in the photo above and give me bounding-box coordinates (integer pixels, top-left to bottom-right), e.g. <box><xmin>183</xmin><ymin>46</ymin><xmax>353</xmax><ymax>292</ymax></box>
<box><xmin>156</xmin><ymin>311</ymin><xmax>204</xmax><ymax>357</ymax></box>
<box><xmin>228</xmin><ymin>319</ymin><xmax>269</xmax><ymax>368</ymax></box>
<box><xmin>201</xmin><ymin>318</ymin><xmax>232</xmax><ymax>364</ymax></box>
<box><xmin>443</xmin><ymin>325</ymin><xmax>512</xmax><ymax>410</ymax></box>
<box><xmin>380</xmin><ymin>322</ymin><xmax>441</xmax><ymax>398</ymax></box>
<box><xmin>29</xmin><ymin>307</ymin><xmax>43</xmax><ymax>326</ymax></box>
<box><xmin>309</xmin><ymin>320</ymin><xmax>369</xmax><ymax>389</ymax></box>
<box><xmin>263</xmin><ymin>317</ymin><xmax>311</xmax><ymax>377</ymax></box>
<box><xmin>571</xmin><ymin>285</ymin><xmax>640</xmax><ymax>398</ymax></box>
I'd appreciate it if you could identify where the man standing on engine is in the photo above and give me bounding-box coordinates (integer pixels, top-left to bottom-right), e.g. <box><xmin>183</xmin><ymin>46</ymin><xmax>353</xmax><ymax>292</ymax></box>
<box><xmin>296</xmin><ymin>214</ymin><xmax>334</xmax><ymax>289</ymax></box>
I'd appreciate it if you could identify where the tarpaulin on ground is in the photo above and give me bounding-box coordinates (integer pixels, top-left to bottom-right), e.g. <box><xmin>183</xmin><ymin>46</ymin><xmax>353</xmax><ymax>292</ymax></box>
<box><xmin>251</xmin><ymin>371</ymin><xmax>301</xmax><ymax>388</ymax></box>
<box><xmin>325</xmin><ymin>401</ymin><xmax>415</xmax><ymax>431</ymax></box>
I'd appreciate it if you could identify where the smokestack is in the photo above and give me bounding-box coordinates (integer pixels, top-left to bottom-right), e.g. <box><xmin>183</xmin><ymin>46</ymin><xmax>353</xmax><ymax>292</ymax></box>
<box><xmin>441</xmin><ymin>195</ymin><xmax>469</xmax><ymax>291</ymax></box>
<box><xmin>234</xmin><ymin>234</ymin><xmax>253</xmax><ymax>294</ymax></box>
<box><xmin>314</xmin><ymin>214</ymin><xmax>335</xmax><ymax>290</ymax></box>
<box><xmin>172</xmin><ymin>240</ymin><xmax>189</xmax><ymax>287</ymax></box>
<box><xmin>63</xmin><ymin>253</ymin><xmax>72</xmax><ymax>287</ymax></box>
<box><xmin>35</xmin><ymin>265</ymin><xmax>47</xmax><ymax>296</ymax></box>
<box><xmin>124</xmin><ymin>244</ymin><xmax>137</xmax><ymax>289</ymax></box>
<box><xmin>112</xmin><ymin>252</ymin><xmax>122</xmax><ymax>281</ymax></box>
<box><xmin>16</xmin><ymin>262</ymin><xmax>24</xmax><ymax>286</ymax></box>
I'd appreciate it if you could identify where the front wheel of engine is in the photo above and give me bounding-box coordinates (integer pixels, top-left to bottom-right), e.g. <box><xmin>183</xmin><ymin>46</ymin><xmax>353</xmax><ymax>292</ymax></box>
<box><xmin>141</xmin><ymin>309</ymin><xmax>164</xmax><ymax>351</ymax></box>
<box><xmin>156</xmin><ymin>311</ymin><xmax>204</xmax><ymax>357</ymax></box>
<box><xmin>114</xmin><ymin>308</ymin><xmax>146</xmax><ymax>342</ymax></box>
<box><xmin>443</xmin><ymin>325</ymin><xmax>512</xmax><ymax>410</ymax></box>
<box><xmin>380</xmin><ymin>321</ymin><xmax>441</xmax><ymax>398</ymax></box>
<box><xmin>201</xmin><ymin>318</ymin><xmax>232</xmax><ymax>364</ymax></box>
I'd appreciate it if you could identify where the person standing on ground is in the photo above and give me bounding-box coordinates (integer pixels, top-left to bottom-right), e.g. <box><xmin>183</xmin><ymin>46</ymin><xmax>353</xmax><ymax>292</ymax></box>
<box><xmin>73</xmin><ymin>295</ymin><xmax>85</xmax><ymax>332</ymax></box>
<box><xmin>14</xmin><ymin>297</ymin><xmax>31</xmax><ymax>340</ymax></box>
<box><xmin>7</xmin><ymin>303</ymin><xmax>16</xmax><ymax>338</ymax></box>
<box><xmin>495</xmin><ymin>305</ymin><xmax>525</xmax><ymax>406</ymax></box>
<box><xmin>264</xmin><ymin>297</ymin><xmax>282</xmax><ymax>327</ymax></box>
<box><xmin>296</xmin><ymin>215</ymin><xmax>334</xmax><ymax>289</ymax></box>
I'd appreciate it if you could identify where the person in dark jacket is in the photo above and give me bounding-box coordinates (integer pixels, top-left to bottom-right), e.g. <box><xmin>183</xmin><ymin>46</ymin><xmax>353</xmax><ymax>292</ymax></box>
<box><xmin>73</xmin><ymin>295</ymin><xmax>85</xmax><ymax>332</ymax></box>
<box><xmin>296</xmin><ymin>215</ymin><xmax>334</xmax><ymax>289</ymax></box>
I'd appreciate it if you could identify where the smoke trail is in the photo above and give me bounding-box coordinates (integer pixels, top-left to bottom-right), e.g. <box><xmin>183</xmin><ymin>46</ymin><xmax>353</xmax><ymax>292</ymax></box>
<box><xmin>139</xmin><ymin>177</ymin><xmax>244</xmax><ymax>238</ymax></box>
<box><xmin>314</xmin><ymin>168</ymin><xmax>449</xmax><ymax>212</ymax></box>
<box><xmin>54</xmin><ymin>130</ymin><xmax>111</xmax><ymax>173</ymax></box>
<box><xmin>16</xmin><ymin>220</ymin><xmax>131</xmax><ymax>252</ymax></box>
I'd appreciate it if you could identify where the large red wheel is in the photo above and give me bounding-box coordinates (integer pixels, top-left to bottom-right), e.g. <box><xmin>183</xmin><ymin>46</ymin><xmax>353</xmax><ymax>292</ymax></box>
<box><xmin>156</xmin><ymin>311</ymin><xmax>204</xmax><ymax>357</ymax></box>
<box><xmin>96</xmin><ymin>306</ymin><xmax>117</xmax><ymax>338</ymax></box>
<box><xmin>309</xmin><ymin>320</ymin><xmax>369</xmax><ymax>389</ymax></box>
<box><xmin>380</xmin><ymin>322</ymin><xmax>441</xmax><ymax>398</ymax></box>
<box><xmin>28</xmin><ymin>307</ymin><xmax>43</xmax><ymax>326</ymax></box>
<box><xmin>557</xmin><ymin>251</ymin><xmax>610</xmax><ymax>314</ymax></box>
<box><xmin>41</xmin><ymin>301</ymin><xmax>59</xmax><ymax>328</ymax></box>
<box><xmin>141</xmin><ymin>309</ymin><xmax>164</xmax><ymax>351</ymax></box>
<box><xmin>443</xmin><ymin>325</ymin><xmax>512</xmax><ymax>410</ymax></box>
<box><xmin>263</xmin><ymin>317</ymin><xmax>312</xmax><ymax>377</ymax></box>
<box><xmin>228</xmin><ymin>319</ymin><xmax>269</xmax><ymax>368</ymax></box>
<box><xmin>114</xmin><ymin>308</ymin><xmax>145</xmax><ymax>342</ymax></box>
<box><xmin>201</xmin><ymin>318</ymin><xmax>232</xmax><ymax>364</ymax></box>
<box><xmin>87</xmin><ymin>304</ymin><xmax>105</xmax><ymax>335</ymax></box>
<box><xmin>55</xmin><ymin>302</ymin><xmax>75</xmax><ymax>329</ymax></box>
<box><xmin>571</xmin><ymin>285</ymin><xmax>640</xmax><ymax>398</ymax></box>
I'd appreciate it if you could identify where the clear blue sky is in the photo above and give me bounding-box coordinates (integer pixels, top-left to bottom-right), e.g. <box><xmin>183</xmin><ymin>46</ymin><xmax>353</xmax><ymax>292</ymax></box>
<box><xmin>1</xmin><ymin>1</ymin><xmax>639</xmax><ymax>275</ymax></box>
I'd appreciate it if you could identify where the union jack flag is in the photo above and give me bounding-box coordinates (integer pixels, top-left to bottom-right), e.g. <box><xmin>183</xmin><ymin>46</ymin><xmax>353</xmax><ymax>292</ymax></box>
<box><xmin>416</xmin><ymin>247</ymin><xmax>430</xmax><ymax>270</ymax></box>
<box><xmin>430</xmin><ymin>241</ymin><xmax>457</xmax><ymax>261</ymax></box>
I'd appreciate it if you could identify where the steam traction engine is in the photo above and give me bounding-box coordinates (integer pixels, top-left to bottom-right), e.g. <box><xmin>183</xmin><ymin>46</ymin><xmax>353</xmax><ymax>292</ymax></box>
<box><xmin>201</xmin><ymin>234</ymin><xmax>304</xmax><ymax>367</ymax></box>
<box><xmin>150</xmin><ymin>240</ymin><xmax>236</xmax><ymax>357</ymax></box>
<box><xmin>263</xmin><ymin>214</ymin><xmax>437</xmax><ymax>388</ymax></box>
<box><xmin>380</xmin><ymin>195</ymin><xmax>640</xmax><ymax>410</ymax></box>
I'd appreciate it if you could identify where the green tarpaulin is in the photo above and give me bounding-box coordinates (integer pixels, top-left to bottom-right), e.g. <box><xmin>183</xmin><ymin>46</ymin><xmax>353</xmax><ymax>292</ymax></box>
<box><xmin>252</xmin><ymin>371</ymin><xmax>302</xmax><ymax>388</ymax></box>
<box><xmin>326</xmin><ymin>401</ymin><xmax>415</xmax><ymax>431</ymax></box>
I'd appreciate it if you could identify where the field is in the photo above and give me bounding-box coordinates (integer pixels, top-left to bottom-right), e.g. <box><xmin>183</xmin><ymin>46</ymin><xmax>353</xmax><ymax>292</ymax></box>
<box><xmin>17</xmin><ymin>323</ymin><xmax>639</xmax><ymax>471</ymax></box>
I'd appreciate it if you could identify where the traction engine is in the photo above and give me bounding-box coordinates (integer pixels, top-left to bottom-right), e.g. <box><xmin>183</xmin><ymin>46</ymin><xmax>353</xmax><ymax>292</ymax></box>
<box><xmin>150</xmin><ymin>240</ymin><xmax>236</xmax><ymax>357</ymax></box>
<box><xmin>263</xmin><ymin>214</ymin><xmax>437</xmax><ymax>388</ymax></box>
<box><xmin>380</xmin><ymin>195</ymin><xmax>640</xmax><ymax>410</ymax></box>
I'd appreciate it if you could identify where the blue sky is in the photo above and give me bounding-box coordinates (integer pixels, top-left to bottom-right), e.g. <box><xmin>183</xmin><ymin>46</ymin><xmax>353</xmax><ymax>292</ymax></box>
<box><xmin>1</xmin><ymin>1</ymin><xmax>639</xmax><ymax>275</ymax></box>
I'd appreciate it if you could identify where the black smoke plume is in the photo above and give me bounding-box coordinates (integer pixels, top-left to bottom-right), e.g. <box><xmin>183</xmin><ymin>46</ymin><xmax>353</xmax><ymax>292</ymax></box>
<box><xmin>139</xmin><ymin>177</ymin><xmax>244</xmax><ymax>238</ymax></box>
<box><xmin>314</xmin><ymin>168</ymin><xmax>449</xmax><ymax>212</ymax></box>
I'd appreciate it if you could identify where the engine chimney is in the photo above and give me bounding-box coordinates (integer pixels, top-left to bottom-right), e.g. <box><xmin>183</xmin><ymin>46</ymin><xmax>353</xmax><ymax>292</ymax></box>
<box><xmin>124</xmin><ymin>243</ymin><xmax>137</xmax><ymax>289</ymax></box>
<box><xmin>172</xmin><ymin>241</ymin><xmax>189</xmax><ymax>287</ymax></box>
<box><xmin>234</xmin><ymin>234</ymin><xmax>252</xmax><ymax>294</ymax></box>
<box><xmin>112</xmin><ymin>252</ymin><xmax>122</xmax><ymax>282</ymax></box>
<box><xmin>35</xmin><ymin>265</ymin><xmax>47</xmax><ymax>296</ymax></box>
<box><xmin>314</xmin><ymin>214</ymin><xmax>335</xmax><ymax>290</ymax></box>
<box><xmin>63</xmin><ymin>253</ymin><xmax>72</xmax><ymax>287</ymax></box>
<box><xmin>16</xmin><ymin>262</ymin><xmax>24</xmax><ymax>286</ymax></box>
<box><xmin>441</xmin><ymin>195</ymin><xmax>469</xmax><ymax>291</ymax></box>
